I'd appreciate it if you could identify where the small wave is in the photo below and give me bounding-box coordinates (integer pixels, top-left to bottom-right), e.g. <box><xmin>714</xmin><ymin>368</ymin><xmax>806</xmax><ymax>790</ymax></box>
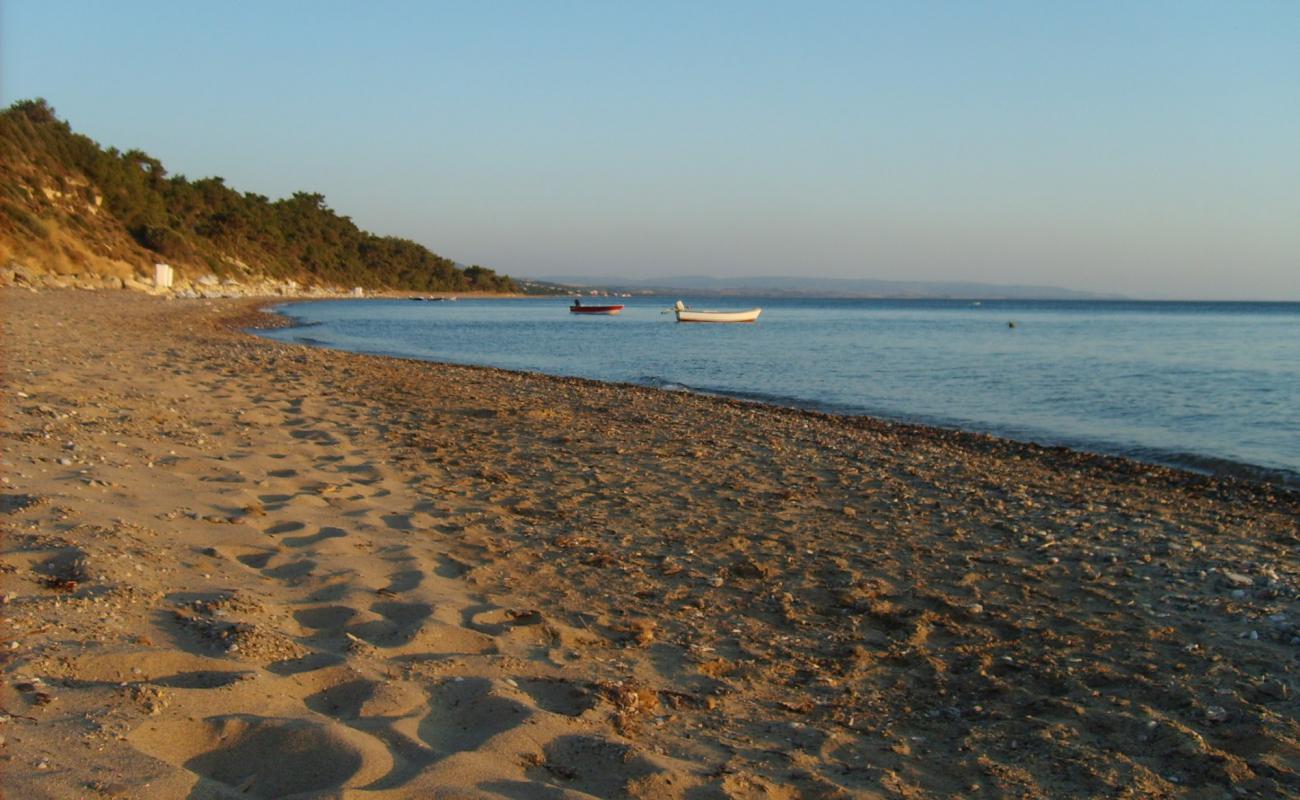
<box><xmin>636</xmin><ymin>376</ymin><xmax>690</xmax><ymax>392</ymax></box>
<box><xmin>1111</xmin><ymin>446</ymin><xmax>1300</xmax><ymax>490</ymax></box>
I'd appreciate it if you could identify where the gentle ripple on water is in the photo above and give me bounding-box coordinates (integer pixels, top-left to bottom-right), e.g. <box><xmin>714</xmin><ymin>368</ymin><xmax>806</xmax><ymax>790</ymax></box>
<box><xmin>259</xmin><ymin>296</ymin><xmax>1300</xmax><ymax>487</ymax></box>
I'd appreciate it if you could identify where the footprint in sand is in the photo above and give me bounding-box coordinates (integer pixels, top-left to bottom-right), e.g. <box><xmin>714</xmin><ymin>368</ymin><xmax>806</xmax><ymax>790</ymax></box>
<box><xmin>1</xmin><ymin>492</ymin><xmax>47</xmax><ymax>514</ymax></box>
<box><xmin>305</xmin><ymin>583</ymin><xmax>352</xmax><ymax>603</ymax></box>
<box><xmin>524</xmin><ymin>735</ymin><xmax>666</xmax><ymax>798</ymax></box>
<box><xmin>346</xmin><ymin>601</ymin><xmax>433</xmax><ymax>647</ymax></box>
<box><xmin>61</xmin><ymin>650</ymin><xmax>246</xmax><ymax>686</ymax></box>
<box><xmin>256</xmin><ymin>492</ymin><xmax>294</xmax><ymax>510</ymax></box>
<box><xmin>264</xmin><ymin>520</ymin><xmax>307</xmax><ymax>536</ymax></box>
<box><xmin>434</xmin><ymin>554</ymin><xmax>470</xmax><ymax>579</ymax></box>
<box><xmin>417</xmin><ymin>678</ymin><xmax>531</xmax><ymax>756</ymax></box>
<box><xmin>23</xmin><ymin>546</ymin><xmax>91</xmax><ymax>590</ymax></box>
<box><xmin>264</xmin><ymin>558</ymin><xmax>317</xmax><ymax>581</ymax></box>
<box><xmin>463</xmin><ymin>604</ymin><xmax>544</xmax><ymax>636</ymax></box>
<box><xmin>130</xmin><ymin>714</ymin><xmax>391</xmax><ymax>798</ymax></box>
<box><xmin>382</xmin><ymin>568</ymin><xmax>424</xmax><ymax>593</ymax></box>
<box><xmin>515</xmin><ymin>678</ymin><xmax>598</xmax><ymax>718</ymax></box>
<box><xmin>381</xmin><ymin>513</ymin><xmax>414</xmax><ymax>531</ymax></box>
<box><xmin>231</xmin><ymin>548</ymin><xmax>279</xmax><ymax>569</ymax></box>
<box><xmin>305</xmin><ymin>677</ymin><xmax>427</xmax><ymax>721</ymax></box>
<box><xmin>150</xmin><ymin>670</ymin><xmax>251</xmax><ymax>689</ymax></box>
<box><xmin>282</xmin><ymin>526</ymin><xmax>348</xmax><ymax>548</ymax></box>
<box><xmin>290</xmin><ymin>428</ymin><xmax>341</xmax><ymax>445</ymax></box>
<box><xmin>266</xmin><ymin>651</ymin><xmax>347</xmax><ymax>676</ymax></box>
<box><xmin>293</xmin><ymin>605</ymin><xmax>357</xmax><ymax>633</ymax></box>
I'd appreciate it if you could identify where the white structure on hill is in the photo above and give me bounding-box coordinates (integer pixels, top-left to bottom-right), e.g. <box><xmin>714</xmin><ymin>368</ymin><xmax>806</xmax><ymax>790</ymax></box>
<box><xmin>153</xmin><ymin>263</ymin><xmax>174</xmax><ymax>289</ymax></box>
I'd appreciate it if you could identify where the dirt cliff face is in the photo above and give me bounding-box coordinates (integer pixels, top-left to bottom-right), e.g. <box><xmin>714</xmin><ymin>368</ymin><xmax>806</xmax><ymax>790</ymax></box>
<box><xmin>0</xmin><ymin>167</ymin><xmax>342</xmax><ymax>297</ymax></box>
<box><xmin>0</xmin><ymin>159</ymin><xmax>155</xmax><ymax>286</ymax></box>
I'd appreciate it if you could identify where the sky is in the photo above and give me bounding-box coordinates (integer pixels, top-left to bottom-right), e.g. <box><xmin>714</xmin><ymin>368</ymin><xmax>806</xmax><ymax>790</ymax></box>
<box><xmin>3</xmin><ymin>1</ymin><xmax>1298</xmax><ymax>299</ymax></box>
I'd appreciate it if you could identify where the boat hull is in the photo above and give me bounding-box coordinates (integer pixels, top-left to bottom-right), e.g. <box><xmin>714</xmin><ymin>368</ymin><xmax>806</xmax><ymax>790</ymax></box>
<box><xmin>570</xmin><ymin>305</ymin><xmax>624</xmax><ymax>315</ymax></box>
<box><xmin>674</xmin><ymin>308</ymin><xmax>761</xmax><ymax>323</ymax></box>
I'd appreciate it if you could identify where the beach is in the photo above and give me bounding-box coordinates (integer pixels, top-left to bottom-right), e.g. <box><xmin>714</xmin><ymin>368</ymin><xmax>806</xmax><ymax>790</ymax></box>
<box><xmin>2</xmin><ymin>288</ymin><xmax>1297</xmax><ymax>799</ymax></box>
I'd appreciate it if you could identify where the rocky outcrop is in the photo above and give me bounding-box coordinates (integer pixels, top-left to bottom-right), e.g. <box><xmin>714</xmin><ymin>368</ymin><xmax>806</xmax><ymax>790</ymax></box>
<box><xmin>1</xmin><ymin>259</ymin><xmax>363</xmax><ymax>299</ymax></box>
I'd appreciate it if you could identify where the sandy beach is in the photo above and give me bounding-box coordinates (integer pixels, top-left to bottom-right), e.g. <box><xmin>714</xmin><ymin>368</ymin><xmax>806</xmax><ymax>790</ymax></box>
<box><xmin>2</xmin><ymin>288</ymin><xmax>1297</xmax><ymax>799</ymax></box>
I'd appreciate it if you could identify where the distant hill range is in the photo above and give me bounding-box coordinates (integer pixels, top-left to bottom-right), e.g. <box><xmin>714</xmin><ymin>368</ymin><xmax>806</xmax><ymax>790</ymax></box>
<box><xmin>540</xmin><ymin>274</ymin><xmax>1122</xmax><ymax>300</ymax></box>
<box><xmin>0</xmin><ymin>99</ymin><xmax>516</xmax><ymax>294</ymax></box>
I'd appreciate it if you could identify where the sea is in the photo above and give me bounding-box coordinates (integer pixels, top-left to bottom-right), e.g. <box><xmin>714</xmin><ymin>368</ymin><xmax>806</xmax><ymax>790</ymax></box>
<box><xmin>259</xmin><ymin>296</ymin><xmax>1300</xmax><ymax>488</ymax></box>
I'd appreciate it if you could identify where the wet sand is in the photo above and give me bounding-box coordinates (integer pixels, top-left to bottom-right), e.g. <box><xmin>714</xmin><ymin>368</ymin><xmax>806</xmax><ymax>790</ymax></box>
<box><xmin>2</xmin><ymin>288</ymin><xmax>1297</xmax><ymax>799</ymax></box>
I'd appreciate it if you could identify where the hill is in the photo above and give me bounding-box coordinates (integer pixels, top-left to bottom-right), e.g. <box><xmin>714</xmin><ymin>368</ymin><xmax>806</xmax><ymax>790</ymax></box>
<box><xmin>0</xmin><ymin>99</ymin><xmax>515</xmax><ymax>295</ymax></box>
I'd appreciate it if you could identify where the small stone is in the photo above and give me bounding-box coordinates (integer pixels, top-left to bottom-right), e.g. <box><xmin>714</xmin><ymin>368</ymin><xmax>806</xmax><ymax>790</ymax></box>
<box><xmin>1259</xmin><ymin>679</ymin><xmax>1290</xmax><ymax>700</ymax></box>
<box><xmin>1222</xmin><ymin>571</ymin><xmax>1254</xmax><ymax>588</ymax></box>
<box><xmin>1205</xmin><ymin>705</ymin><xmax>1229</xmax><ymax>723</ymax></box>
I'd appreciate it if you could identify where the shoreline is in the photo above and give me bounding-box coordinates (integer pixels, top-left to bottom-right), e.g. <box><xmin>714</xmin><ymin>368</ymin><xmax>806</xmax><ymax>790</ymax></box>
<box><xmin>3</xmin><ymin>289</ymin><xmax>1298</xmax><ymax>799</ymax></box>
<box><xmin>256</xmin><ymin>299</ymin><xmax>1300</xmax><ymax>496</ymax></box>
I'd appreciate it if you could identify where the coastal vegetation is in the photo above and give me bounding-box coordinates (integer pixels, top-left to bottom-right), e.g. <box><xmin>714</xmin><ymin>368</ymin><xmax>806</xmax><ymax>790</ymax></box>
<box><xmin>0</xmin><ymin>99</ymin><xmax>516</xmax><ymax>292</ymax></box>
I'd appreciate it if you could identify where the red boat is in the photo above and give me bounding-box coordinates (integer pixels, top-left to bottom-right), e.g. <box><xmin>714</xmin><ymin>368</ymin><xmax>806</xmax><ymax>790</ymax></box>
<box><xmin>569</xmin><ymin>300</ymin><xmax>624</xmax><ymax>315</ymax></box>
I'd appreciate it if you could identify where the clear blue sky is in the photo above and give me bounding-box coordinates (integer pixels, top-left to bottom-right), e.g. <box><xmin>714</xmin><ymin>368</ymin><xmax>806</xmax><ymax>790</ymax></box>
<box><xmin>4</xmin><ymin>1</ymin><xmax>1297</xmax><ymax>299</ymax></box>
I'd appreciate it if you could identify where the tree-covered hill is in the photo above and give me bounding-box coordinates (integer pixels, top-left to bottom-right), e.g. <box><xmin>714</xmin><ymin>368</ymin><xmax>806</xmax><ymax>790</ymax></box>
<box><xmin>0</xmin><ymin>99</ymin><xmax>515</xmax><ymax>292</ymax></box>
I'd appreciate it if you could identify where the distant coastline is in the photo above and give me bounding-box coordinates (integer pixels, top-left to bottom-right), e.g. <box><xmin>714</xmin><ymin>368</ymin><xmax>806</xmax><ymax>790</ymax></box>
<box><xmin>535</xmin><ymin>274</ymin><xmax>1125</xmax><ymax>300</ymax></box>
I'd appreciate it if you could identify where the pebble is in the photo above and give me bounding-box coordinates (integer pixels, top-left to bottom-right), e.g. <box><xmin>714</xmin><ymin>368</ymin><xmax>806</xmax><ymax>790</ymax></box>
<box><xmin>1222</xmin><ymin>571</ymin><xmax>1254</xmax><ymax>588</ymax></box>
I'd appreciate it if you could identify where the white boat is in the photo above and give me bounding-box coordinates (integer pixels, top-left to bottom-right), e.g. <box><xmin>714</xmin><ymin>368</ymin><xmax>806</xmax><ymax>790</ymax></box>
<box><xmin>673</xmin><ymin>300</ymin><xmax>761</xmax><ymax>323</ymax></box>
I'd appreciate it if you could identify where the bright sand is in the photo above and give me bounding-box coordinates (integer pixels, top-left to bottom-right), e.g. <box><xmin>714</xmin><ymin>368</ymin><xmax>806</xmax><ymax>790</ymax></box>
<box><xmin>2</xmin><ymin>289</ymin><xmax>1297</xmax><ymax>799</ymax></box>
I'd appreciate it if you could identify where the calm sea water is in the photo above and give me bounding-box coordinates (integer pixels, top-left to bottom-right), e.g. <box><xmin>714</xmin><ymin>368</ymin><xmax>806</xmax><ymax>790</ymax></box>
<box><xmin>261</xmin><ymin>296</ymin><xmax>1300</xmax><ymax>487</ymax></box>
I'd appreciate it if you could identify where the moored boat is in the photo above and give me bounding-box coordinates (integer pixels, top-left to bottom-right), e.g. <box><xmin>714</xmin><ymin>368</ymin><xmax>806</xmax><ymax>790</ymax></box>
<box><xmin>570</xmin><ymin>299</ymin><xmax>624</xmax><ymax>315</ymax></box>
<box><xmin>673</xmin><ymin>300</ymin><xmax>761</xmax><ymax>323</ymax></box>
